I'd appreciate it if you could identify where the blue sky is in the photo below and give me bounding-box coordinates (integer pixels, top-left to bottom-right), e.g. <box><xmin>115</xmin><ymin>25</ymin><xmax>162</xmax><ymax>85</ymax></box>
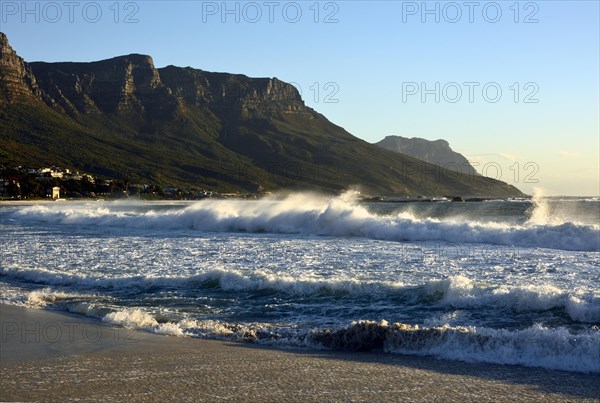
<box><xmin>2</xmin><ymin>1</ymin><xmax>598</xmax><ymax>195</ymax></box>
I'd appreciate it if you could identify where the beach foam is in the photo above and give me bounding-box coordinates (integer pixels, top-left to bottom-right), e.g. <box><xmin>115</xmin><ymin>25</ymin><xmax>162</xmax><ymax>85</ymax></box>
<box><xmin>95</xmin><ymin>308</ymin><xmax>600</xmax><ymax>373</ymax></box>
<box><xmin>311</xmin><ymin>321</ymin><xmax>600</xmax><ymax>373</ymax></box>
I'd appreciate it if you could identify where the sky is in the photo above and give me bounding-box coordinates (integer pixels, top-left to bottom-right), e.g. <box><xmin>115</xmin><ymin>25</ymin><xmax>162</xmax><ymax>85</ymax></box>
<box><xmin>1</xmin><ymin>0</ymin><xmax>598</xmax><ymax>195</ymax></box>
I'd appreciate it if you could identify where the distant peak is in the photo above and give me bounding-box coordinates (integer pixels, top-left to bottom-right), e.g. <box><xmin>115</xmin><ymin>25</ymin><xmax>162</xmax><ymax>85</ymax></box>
<box><xmin>432</xmin><ymin>139</ymin><xmax>450</xmax><ymax>147</ymax></box>
<box><xmin>385</xmin><ymin>135</ymin><xmax>449</xmax><ymax>148</ymax></box>
<box><xmin>109</xmin><ymin>53</ymin><xmax>155</xmax><ymax>66</ymax></box>
<box><xmin>375</xmin><ymin>135</ymin><xmax>479</xmax><ymax>176</ymax></box>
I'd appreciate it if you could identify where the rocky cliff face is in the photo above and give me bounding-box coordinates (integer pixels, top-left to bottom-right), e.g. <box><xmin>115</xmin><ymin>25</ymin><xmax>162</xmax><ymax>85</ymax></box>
<box><xmin>0</xmin><ymin>32</ymin><xmax>41</xmax><ymax>103</ymax></box>
<box><xmin>30</xmin><ymin>55</ymin><xmax>178</xmax><ymax>117</ymax></box>
<box><xmin>18</xmin><ymin>45</ymin><xmax>307</xmax><ymax>123</ymax></box>
<box><xmin>376</xmin><ymin>135</ymin><xmax>480</xmax><ymax>176</ymax></box>
<box><xmin>158</xmin><ymin>66</ymin><xmax>309</xmax><ymax>120</ymax></box>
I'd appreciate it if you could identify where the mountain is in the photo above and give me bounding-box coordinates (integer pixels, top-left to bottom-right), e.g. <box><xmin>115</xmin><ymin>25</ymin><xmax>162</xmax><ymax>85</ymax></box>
<box><xmin>0</xmin><ymin>32</ymin><xmax>524</xmax><ymax>197</ymax></box>
<box><xmin>376</xmin><ymin>136</ymin><xmax>479</xmax><ymax>176</ymax></box>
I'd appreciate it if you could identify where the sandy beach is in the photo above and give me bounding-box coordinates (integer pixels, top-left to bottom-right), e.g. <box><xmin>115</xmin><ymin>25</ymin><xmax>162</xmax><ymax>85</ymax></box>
<box><xmin>1</xmin><ymin>304</ymin><xmax>598</xmax><ymax>402</ymax></box>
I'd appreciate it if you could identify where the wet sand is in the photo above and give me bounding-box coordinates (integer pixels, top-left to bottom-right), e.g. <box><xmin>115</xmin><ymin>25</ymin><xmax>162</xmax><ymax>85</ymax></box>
<box><xmin>1</xmin><ymin>304</ymin><xmax>599</xmax><ymax>402</ymax></box>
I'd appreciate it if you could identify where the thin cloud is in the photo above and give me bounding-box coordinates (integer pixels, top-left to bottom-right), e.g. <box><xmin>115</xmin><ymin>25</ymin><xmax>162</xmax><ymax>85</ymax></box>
<box><xmin>497</xmin><ymin>153</ymin><xmax>518</xmax><ymax>161</ymax></box>
<box><xmin>469</xmin><ymin>153</ymin><xmax>520</xmax><ymax>161</ymax></box>
<box><xmin>559</xmin><ymin>151</ymin><xmax>581</xmax><ymax>158</ymax></box>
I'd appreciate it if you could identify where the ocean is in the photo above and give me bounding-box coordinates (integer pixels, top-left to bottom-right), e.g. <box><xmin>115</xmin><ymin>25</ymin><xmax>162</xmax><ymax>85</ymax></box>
<box><xmin>1</xmin><ymin>192</ymin><xmax>599</xmax><ymax>373</ymax></box>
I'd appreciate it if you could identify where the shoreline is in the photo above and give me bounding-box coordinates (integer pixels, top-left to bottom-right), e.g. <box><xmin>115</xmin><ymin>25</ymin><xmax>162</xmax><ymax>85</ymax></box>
<box><xmin>1</xmin><ymin>304</ymin><xmax>599</xmax><ymax>401</ymax></box>
<box><xmin>0</xmin><ymin>199</ymin><xmax>197</xmax><ymax>206</ymax></box>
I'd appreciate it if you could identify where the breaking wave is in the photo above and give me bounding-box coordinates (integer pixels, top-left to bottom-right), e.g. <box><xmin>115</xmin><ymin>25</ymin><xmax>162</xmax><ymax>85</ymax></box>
<box><xmin>311</xmin><ymin>320</ymin><xmax>600</xmax><ymax>373</ymax></box>
<box><xmin>12</xmin><ymin>192</ymin><xmax>600</xmax><ymax>251</ymax></box>
<box><xmin>99</xmin><ymin>308</ymin><xmax>600</xmax><ymax>373</ymax></box>
<box><xmin>3</xmin><ymin>267</ymin><xmax>599</xmax><ymax>323</ymax></box>
<box><xmin>0</xmin><ymin>287</ymin><xmax>96</xmax><ymax>308</ymax></box>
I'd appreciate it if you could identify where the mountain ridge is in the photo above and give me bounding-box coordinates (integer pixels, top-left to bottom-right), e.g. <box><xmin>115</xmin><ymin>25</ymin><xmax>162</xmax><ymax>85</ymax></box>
<box><xmin>0</xmin><ymin>32</ymin><xmax>524</xmax><ymax>197</ymax></box>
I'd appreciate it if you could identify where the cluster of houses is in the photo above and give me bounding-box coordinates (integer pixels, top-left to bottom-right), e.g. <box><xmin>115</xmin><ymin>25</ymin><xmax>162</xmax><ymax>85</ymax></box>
<box><xmin>32</xmin><ymin>167</ymin><xmax>96</xmax><ymax>183</ymax></box>
<box><xmin>33</xmin><ymin>167</ymin><xmax>98</xmax><ymax>199</ymax></box>
<box><xmin>0</xmin><ymin>166</ymin><xmax>103</xmax><ymax>200</ymax></box>
<box><xmin>0</xmin><ymin>165</ymin><xmax>257</xmax><ymax>200</ymax></box>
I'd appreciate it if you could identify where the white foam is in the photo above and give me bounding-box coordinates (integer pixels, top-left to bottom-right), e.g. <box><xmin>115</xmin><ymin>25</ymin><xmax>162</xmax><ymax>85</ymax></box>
<box><xmin>0</xmin><ymin>287</ymin><xmax>95</xmax><ymax>309</ymax></box>
<box><xmin>425</xmin><ymin>276</ymin><xmax>600</xmax><ymax>323</ymax></box>
<box><xmin>154</xmin><ymin>322</ymin><xmax>186</xmax><ymax>336</ymax></box>
<box><xmin>566</xmin><ymin>296</ymin><xmax>600</xmax><ymax>323</ymax></box>
<box><xmin>383</xmin><ymin>322</ymin><xmax>600</xmax><ymax>373</ymax></box>
<box><xmin>3</xmin><ymin>267</ymin><xmax>599</xmax><ymax>323</ymax></box>
<box><xmin>11</xmin><ymin>295</ymin><xmax>597</xmax><ymax>372</ymax></box>
<box><xmin>103</xmin><ymin>308</ymin><xmax>159</xmax><ymax>329</ymax></box>
<box><xmin>311</xmin><ymin>320</ymin><xmax>600</xmax><ymax>373</ymax></box>
<box><xmin>13</xmin><ymin>192</ymin><xmax>600</xmax><ymax>251</ymax></box>
<box><xmin>0</xmin><ymin>265</ymin><xmax>405</xmax><ymax>297</ymax></box>
<box><xmin>152</xmin><ymin>317</ymin><xmax>600</xmax><ymax>373</ymax></box>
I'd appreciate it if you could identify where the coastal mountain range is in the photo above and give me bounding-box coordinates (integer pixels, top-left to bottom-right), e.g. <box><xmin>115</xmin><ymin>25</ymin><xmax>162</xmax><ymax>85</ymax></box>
<box><xmin>0</xmin><ymin>32</ymin><xmax>524</xmax><ymax>197</ymax></box>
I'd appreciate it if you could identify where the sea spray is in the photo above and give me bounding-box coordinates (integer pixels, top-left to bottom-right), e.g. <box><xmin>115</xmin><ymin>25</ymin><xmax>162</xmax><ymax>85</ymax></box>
<box><xmin>526</xmin><ymin>188</ymin><xmax>598</xmax><ymax>226</ymax></box>
<box><xmin>13</xmin><ymin>192</ymin><xmax>600</xmax><ymax>251</ymax></box>
<box><xmin>527</xmin><ymin>188</ymin><xmax>551</xmax><ymax>225</ymax></box>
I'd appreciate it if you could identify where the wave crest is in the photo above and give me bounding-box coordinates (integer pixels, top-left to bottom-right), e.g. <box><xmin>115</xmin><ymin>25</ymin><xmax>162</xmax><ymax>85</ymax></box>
<box><xmin>311</xmin><ymin>321</ymin><xmax>600</xmax><ymax>373</ymax></box>
<box><xmin>3</xmin><ymin>267</ymin><xmax>599</xmax><ymax>323</ymax></box>
<box><xmin>95</xmin><ymin>308</ymin><xmax>600</xmax><ymax>373</ymax></box>
<box><xmin>13</xmin><ymin>193</ymin><xmax>600</xmax><ymax>251</ymax></box>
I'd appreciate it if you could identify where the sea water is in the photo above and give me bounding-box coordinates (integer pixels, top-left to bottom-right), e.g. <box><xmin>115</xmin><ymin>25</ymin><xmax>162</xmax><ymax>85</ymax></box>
<box><xmin>1</xmin><ymin>192</ymin><xmax>599</xmax><ymax>372</ymax></box>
